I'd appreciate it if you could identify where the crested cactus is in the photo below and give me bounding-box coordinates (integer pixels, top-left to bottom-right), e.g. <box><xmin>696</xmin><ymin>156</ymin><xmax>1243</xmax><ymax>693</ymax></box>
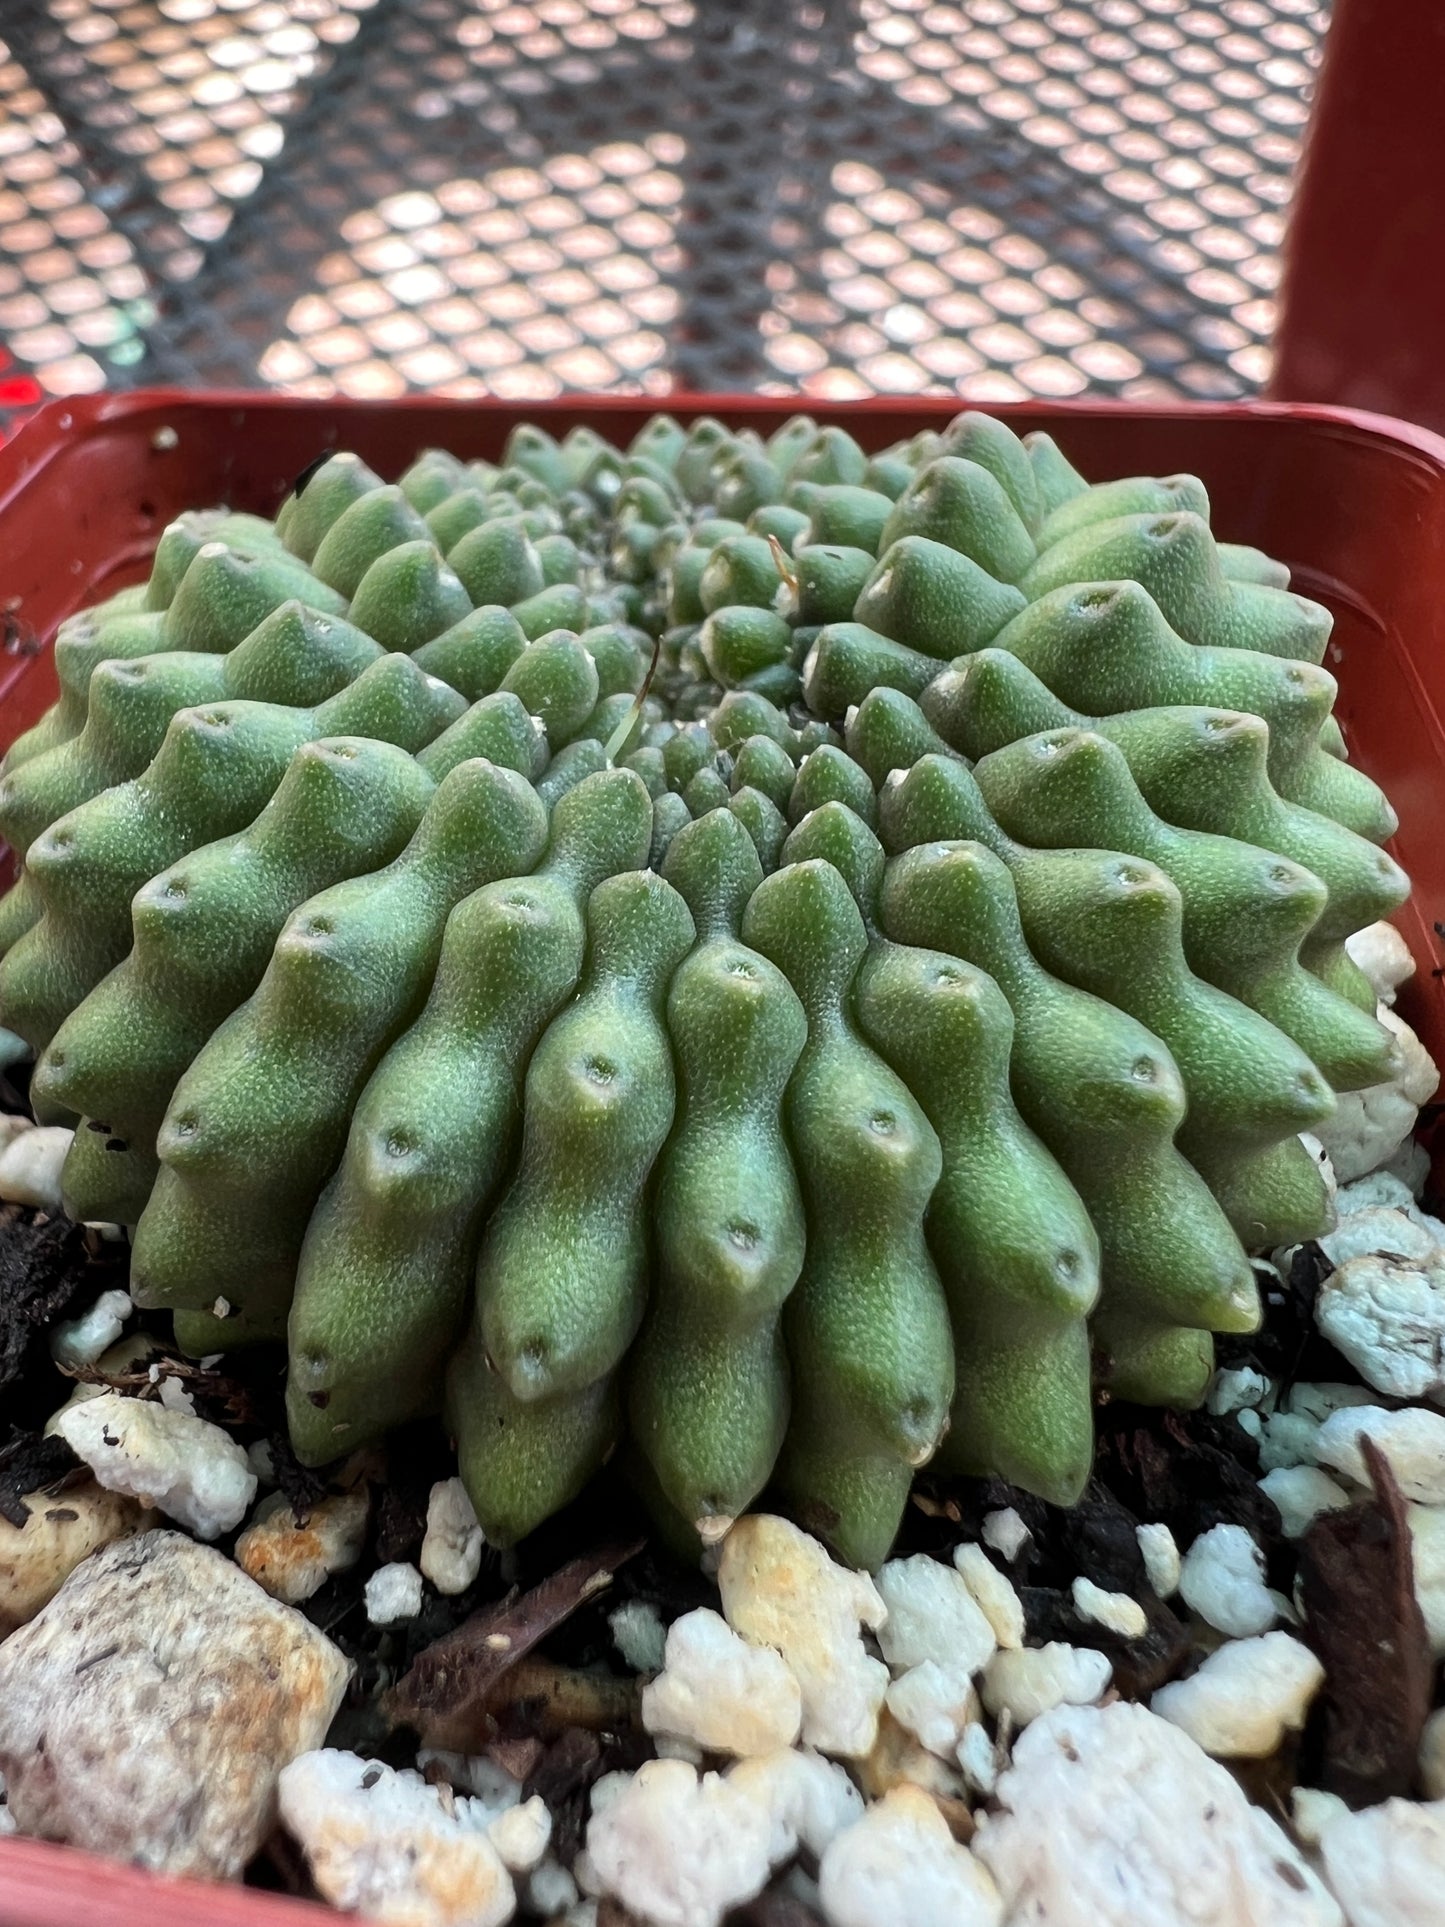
<box><xmin>0</xmin><ymin>410</ymin><xmax>1416</xmax><ymax>1570</ymax></box>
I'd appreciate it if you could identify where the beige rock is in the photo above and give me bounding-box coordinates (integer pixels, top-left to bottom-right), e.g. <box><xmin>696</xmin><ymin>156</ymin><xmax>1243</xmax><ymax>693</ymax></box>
<box><xmin>718</xmin><ymin>1514</ymin><xmax>888</xmax><ymax>1759</ymax></box>
<box><xmin>0</xmin><ymin>1530</ymin><xmax>350</xmax><ymax>1880</ymax></box>
<box><xmin>234</xmin><ymin>1488</ymin><xmax>370</xmax><ymax>1605</ymax></box>
<box><xmin>0</xmin><ymin>1479</ymin><xmax>155</xmax><ymax>1639</ymax></box>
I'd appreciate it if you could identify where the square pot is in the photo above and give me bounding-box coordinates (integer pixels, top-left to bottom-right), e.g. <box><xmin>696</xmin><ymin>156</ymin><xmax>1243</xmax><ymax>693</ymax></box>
<box><xmin>0</xmin><ymin>389</ymin><xmax>1442</xmax><ymax>1923</ymax></box>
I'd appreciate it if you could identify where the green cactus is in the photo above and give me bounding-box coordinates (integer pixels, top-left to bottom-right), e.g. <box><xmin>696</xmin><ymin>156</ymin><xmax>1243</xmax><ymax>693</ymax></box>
<box><xmin>2</xmin><ymin>407</ymin><xmax>1422</xmax><ymax>1572</ymax></box>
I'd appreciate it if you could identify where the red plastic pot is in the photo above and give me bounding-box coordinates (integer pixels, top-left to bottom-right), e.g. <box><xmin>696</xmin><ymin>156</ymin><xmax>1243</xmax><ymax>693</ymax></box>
<box><xmin>1</xmin><ymin>389</ymin><xmax>1444</xmax><ymax>1921</ymax></box>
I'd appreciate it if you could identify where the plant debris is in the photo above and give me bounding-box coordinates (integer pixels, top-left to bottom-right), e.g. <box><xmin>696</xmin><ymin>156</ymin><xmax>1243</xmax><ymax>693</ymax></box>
<box><xmin>0</xmin><ymin>1428</ymin><xmax>80</xmax><ymax>1528</ymax></box>
<box><xmin>1297</xmin><ymin>1435</ymin><xmax>1433</xmax><ymax>1807</ymax></box>
<box><xmin>386</xmin><ymin>1537</ymin><xmax>645</xmax><ymax>1750</ymax></box>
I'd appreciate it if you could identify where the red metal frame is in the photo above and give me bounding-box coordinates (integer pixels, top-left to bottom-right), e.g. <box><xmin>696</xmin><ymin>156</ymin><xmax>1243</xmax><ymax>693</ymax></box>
<box><xmin>3</xmin><ymin>388</ymin><xmax>1445</xmax><ymax>1921</ymax></box>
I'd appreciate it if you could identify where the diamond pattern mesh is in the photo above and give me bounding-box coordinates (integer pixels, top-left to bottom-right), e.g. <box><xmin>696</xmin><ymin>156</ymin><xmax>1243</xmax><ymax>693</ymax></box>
<box><xmin>0</xmin><ymin>0</ymin><xmax>1326</xmax><ymax>418</ymax></box>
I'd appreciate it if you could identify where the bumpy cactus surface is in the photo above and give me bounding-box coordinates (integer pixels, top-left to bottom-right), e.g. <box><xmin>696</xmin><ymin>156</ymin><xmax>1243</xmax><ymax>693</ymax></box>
<box><xmin>0</xmin><ymin>413</ymin><xmax>1411</xmax><ymax>1569</ymax></box>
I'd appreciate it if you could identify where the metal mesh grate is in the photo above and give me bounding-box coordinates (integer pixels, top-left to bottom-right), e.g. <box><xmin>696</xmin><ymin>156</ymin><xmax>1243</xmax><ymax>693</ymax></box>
<box><xmin>0</xmin><ymin>0</ymin><xmax>1326</xmax><ymax>416</ymax></box>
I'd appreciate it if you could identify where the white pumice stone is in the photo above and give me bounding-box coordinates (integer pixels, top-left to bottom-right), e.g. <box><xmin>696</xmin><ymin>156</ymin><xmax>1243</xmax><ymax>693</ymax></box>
<box><xmin>1136</xmin><ymin>1522</ymin><xmax>1182</xmax><ymax>1598</ymax></box>
<box><xmin>1317</xmin><ymin>1796</ymin><xmax>1445</xmax><ymax>1927</ymax></box>
<box><xmin>1177</xmin><ymin>1523</ymin><xmax>1278</xmax><ymax>1638</ymax></box>
<box><xmin>726</xmin><ymin>1747</ymin><xmax>864</xmax><ymax>1866</ymax></box>
<box><xmin>47</xmin><ymin>1289</ymin><xmax>132</xmax><ymax>1371</ymax></box>
<box><xmin>1337</xmin><ymin>1170</ymin><xmax>1426</xmax><ymax>1218</ymax></box>
<box><xmin>583</xmin><ymin>1759</ymin><xmax>774</xmax><ymax>1927</ymax></box>
<box><xmin>234</xmin><ymin>1489</ymin><xmax>370</xmax><ymax>1606</ymax></box>
<box><xmin>980</xmin><ymin>1643</ymin><xmax>1113</xmax><ymax>1727</ymax></box>
<box><xmin>1320</xmin><ymin>1205</ymin><xmax>1441</xmax><ymax>1271</ymax></box>
<box><xmin>953</xmin><ymin>1543</ymin><xmax>1026</xmax><ymax>1649</ymax></box>
<box><xmin>419</xmin><ymin>1477</ymin><xmax>485</xmax><ymax>1596</ymax></box>
<box><xmin>1290</xmin><ymin>1787</ymin><xmax>1350</xmax><ymax>1849</ymax></box>
<box><xmin>610</xmin><ymin>1596</ymin><xmax>668</xmax><ymax>1675</ymax></box>
<box><xmin>981</xmin><ymin>1508</ymin><xmax>1031</xmax><ymax>1563</ymax></box>
<box><xmin>1316</xmin><ymin>1250</ymin><xmax>1445</xmax><ymax>1403</ymax></box>
<box><xmin>884</xmin><ymin>1660</ymin><xmax>983</xmax><ymax>1759</ymax></box>
<box><xmin>875</xmin><ymin>1553</ymin><xmax>997</xmax><ymax>1678</ymax></box>
<box><xmin>816</xmin><ymin>1783</ymin><xmax>1003</xmax><ymax>1927</ymax></box>
<box><xmin>1260</xmin><ymin>1464</ymin><xmax>1354</xmax><ymax>1538</ymax></box>
<box><xmin>1206</xmin><ymin>1365</ymin><xmax>1273</xmax><ymax>1416</ymax></box>
<box><xmin>956</xmin><ymin>1720</ymin><xmax>999</xmax><ymax>1798</ymax></box>
<box><xmin>1071</xmin><ymin>1576</ymin><xmax>1148</xmax><ymax>1640</ymax></box>
<box><xmin>1151</xmin><ymin>1632</ymin><xmax>1324</xmax><ymax>1758</ymax></box>
<box><xmin>0</xmin><ymin>1124</ymin><xmax>72</xmax><ymax>1209</ymax></box>
<box><xmin>718</xmin><ymin>1515</ymin><xmax>889</xmax><ymax>1760</ymax></box>
<box><xmin>486</xmin><ymin>1795</ymin><xmax>551</xmax><ymax>1875</ymax></box>
<box><xmin>279</xmin><ymin>1750</ymin><xmax>516</xmax><ymax>1927</ymax></box>
<box><xmin>364</xmin><ymin>1561</ymin><xmax>424</xmax><ymax>1626</ymax></box>
<box><xmin>1313</xmin><ymin>1006</ymin><xmax>1438</xmax><ymax>1185</ymax></box>
<box><xmin>1315</xmin><ymin>1403</ymin><xmax>1445</xmax><ymax>1503</ymax></box>
<box><xmin>526</xmin><ymin>1856</ymin><xmax>579</xmax><ymax>1918</ymax></box>
<box><xmin>54</xmin><ymin>1389</ymin><xmax>255</xmax><ymax>1540</ymax></box>
<box><xmin>1346</xmin><ymin>919</ymin><xmax>1417</xmax><ymax>1005</ymax></box>
<box><xmin>653</xmin><ymin>1734</ymin><xmax>705</xmax><ymax>1766</ymax></box>
<box><xmin>975</xmin><ymin>1702</ymin><xmax>1341</xmax><ymax>1927</ymax></box>
<box><xmin>642</xmin><ymin>1608</ymin><xmax>803</xmax><ymax>1757</ymax></box>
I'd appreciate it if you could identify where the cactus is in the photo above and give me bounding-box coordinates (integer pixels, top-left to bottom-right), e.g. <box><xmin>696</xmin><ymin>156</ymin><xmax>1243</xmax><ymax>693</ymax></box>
<box><xmin>0</xmin><ymin>409</ymin><xmax>1419</xmax><ymax>1570</ymax></box>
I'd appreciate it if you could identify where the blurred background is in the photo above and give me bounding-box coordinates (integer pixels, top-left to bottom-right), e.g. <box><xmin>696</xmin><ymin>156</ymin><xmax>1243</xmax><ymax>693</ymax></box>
<box><xmin>0</xmin><ymin>0</ymin><xmax>1325</xmax><ymax>431</ymax></box>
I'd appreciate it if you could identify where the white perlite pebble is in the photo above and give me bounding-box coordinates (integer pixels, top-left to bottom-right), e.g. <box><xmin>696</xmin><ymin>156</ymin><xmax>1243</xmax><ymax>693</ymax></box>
<box><xmin>1317</xmin><ymin>1249</ymin><xmax>1445</xmax><ymax>1404</ymax></box>
<box><xmin>956</xmin><ymin>1722</ymin><xmax>998</xmax><ymax>1798</ymax></box>
<box><xmin>718</xmin><ymin>1515</ymin><xmax>889</xmax><ymax>1759</ymax></box>
<box><xmin>365</xmin><ymin>1561</ymin><xmax>424</xmax><ymax>1626</ymax></box>
<box><xmin>817</xmin><ymin>1783</ymin><xmax>1003</xmax><ymax>1927</ymax></box>
<box><xmin>0</xmin><ymin>1478</ymin><xmax>154</xmax><ymax>1640</ymax></box>
<box><xmin>526</xmin><ymin>1856</ymin><xmax>579</xmax><ymax>1918</ymax></box>
<box><xmin>1260</xmin><ymin>1465</ymin><xmax>1354</xmax><ymax>1539</ymax></box>
<box><xmin>1346</xmin><ymin>919</ymin><xmax>1417</xmax><ymax>1006</ymax></box>
<box><xmin>1072</xmin><ymin>1576</ymin><xmax>1148</xmax><ymax>1640</ymax></box>
<box><xmin>0</xmin><ymin>1531</ymin><xmax>349</xmax><ymax>1881</ymax></box>
<box><xmin>981</xmin><ymin>1643</ymin><xmax>1112</xmax><ymax>1727</ymax></box>
<box><xmin>1178</xmin><ymin>1523</ymin><xmax>1278</xmax><ymax>1637</ymax></box>
<box><xmin>1318</xmin><ymin>1797</ymin><xmax>1445</xmax><ymax>1927</ymax></box>
<box><xmin>1338</xmin><ymin>1170</ymin><xmax>1427</xmax><ymax>1218</ymax></box>
<box><xmin>279</xmin><ymin>1750</ymin><xmax>516</xmax><ymax>1927</ymax></box>
<box><xmin>1319</xmin><ymin>1207</ymin><xmax>1440</xmax><ymax>1272</ymax></box>
<box><xmin>884</xmin><ymin>1660</ymin><xmax>982</xmax><ymax>1759</ymax></box>
<box><xmin>643</xmin><ymin>1608</ymin><xmax>802</xmax><ymax>1758</ymax></box>
<box><xmin>1206</xmin><ymin>1365</ymin><xmax>1273</xmax><ymax>1416</ymax></box>
<box><xmin>234</xmin><ymin>1489</ymin><xmax>370</xmax><ymax>1606</ymax></box>
<box><xmin>0</xmin><ymin>1112</ymin><xmax>33</xmax><ymax>1151</ymax></box>
<box><xmin>1316</xmin><ymin>1404</ymin><xmax>1445</xmax><ymax>1504</ymax></box>
<box><xmin>610</xmin><ymin>1597</ymin><xmax>668</xmax><ymax>1675</ymax></box>
<box><xmin>0</xmin><ymin>1124</ymin><xmax>72</xmax><ymax>1209</ymax></box>
<box><xmin>1407</xmin><ymin>1505</ymin><xmax>1445</xmax><ymax>1656</ymax></box>
<box><xmin>584</xmin><ymin>1759</ymin><xmax>774</xmax><ymax>1927</ymax></box>
<box><xmin>487</xmin><ymin>1796</ymin><xmax>551</xmax><ymax>1875</ymax></box>
<box><xmin>953</xmin><ymin>1543</ymin><xmax>1025</xmax><ymax>1649</ymax></box>
<box><xmin>47</xmin><ymin>1289</ymin><xmax>132</xmax><ymax>1371</ymax></box>
<box><xmin>981</xmin><ymin>1507</ymin><xmax>1031</xmax><ymax>1563</ymax></box>
<box><xmin>420</xmin><ymin>1478</ymin><xmax>485</xmax><ymax>1596</ymax></box>
<box><xmin>1313</xmin><ymin>1005</ymin><xmax>1438</xmax><ymax>1185</ymax></box>
<box><xmin>1136</xmin><ymin>1522</ymin><xmax>1181</xmax><ymax>1598</ymax></box>
<box><xmin>975</xmin><ymin>1701</ymin><xmax>1341</xmax><ymax>1927</ymax></box>
<box><xmin>1291</xmin><ymin>1788</ymin><xmax>1351</xmax><ymax>1849</ymax></box>
<box><xmin>876</xmin><ymin>1553</ymin><xmax>998</xmax><ymax>1678</ymax></box>
<box><xmin>1151</xmin><ymin>1632</ymin><xmax>1324</xmax><ymax>1758</ymax></box>
<box><xmin>726</xmin><ymin>1748</ymin><xmax>863</xmax><ymax>1867</ymax></box>
<box><xmin>1420</xmin><ymin>1709</ymin><xmax>1445</xmax><ymax>1800</ymax></box>
<box><xmin>54</xmin><ymin>1389</ymin><xmax>256</xmax><ymax>1539</ymax></box>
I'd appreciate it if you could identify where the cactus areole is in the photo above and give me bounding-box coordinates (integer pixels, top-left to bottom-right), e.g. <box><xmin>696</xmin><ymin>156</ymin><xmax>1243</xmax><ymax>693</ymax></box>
<box><xmin>0</xmin><ymin>412</ymin><xmax>1410</xmax><ymax>1571</ymax></box>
